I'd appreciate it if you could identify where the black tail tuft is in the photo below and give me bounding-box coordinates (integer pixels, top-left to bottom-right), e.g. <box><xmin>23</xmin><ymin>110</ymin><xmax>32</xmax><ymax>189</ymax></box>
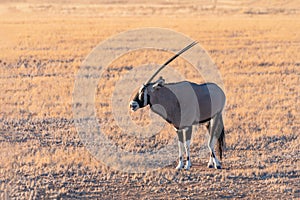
<box><xmin>217</xmin><ymin>127</ymin><xmax>225</xmax><ymax>160</ymax></box>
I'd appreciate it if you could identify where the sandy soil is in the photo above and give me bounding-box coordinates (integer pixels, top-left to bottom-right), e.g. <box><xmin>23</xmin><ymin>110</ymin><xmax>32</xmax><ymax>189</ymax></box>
<box><xmin>0</xmin><ymin>0</ymin><xmax>299</xmax><ymax>199</ymax></box>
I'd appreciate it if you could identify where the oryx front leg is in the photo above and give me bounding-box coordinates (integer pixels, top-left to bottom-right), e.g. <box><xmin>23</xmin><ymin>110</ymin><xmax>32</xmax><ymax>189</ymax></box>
<box><xmin>184</xmin><ymin>126</ymin><xmax>192</xmax><ymax>170</ymax></box>
<box><xmin>207</xmin><ymin>115</ymin><xmax>222</xmax><ymax>169</ymax></box>
<box><xmin>176</xmin><ymin>129</ymin><xmax>184</xmax><ymax>170</ymax></box>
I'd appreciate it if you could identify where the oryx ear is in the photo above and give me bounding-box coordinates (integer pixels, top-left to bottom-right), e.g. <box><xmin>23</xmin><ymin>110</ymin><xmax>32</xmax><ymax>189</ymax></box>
<box><xmin>152</xmin><ymin>77</ymin><xmax>165</xmax><ymax>90</ymax></box>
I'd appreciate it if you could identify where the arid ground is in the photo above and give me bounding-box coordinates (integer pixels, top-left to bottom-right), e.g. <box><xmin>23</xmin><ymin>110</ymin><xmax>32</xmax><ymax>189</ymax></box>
<box><xmin>0</xmin><ymin>0</ymin><xmax>299</xmax><ymax>199</ymax></box>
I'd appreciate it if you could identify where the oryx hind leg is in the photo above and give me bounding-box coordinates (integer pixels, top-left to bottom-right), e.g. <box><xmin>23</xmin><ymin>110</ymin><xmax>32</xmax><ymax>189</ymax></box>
<box><xmin>207</xmin><ymin>113</ymin><xmax>222</xmax><ymax>169</ymax></box>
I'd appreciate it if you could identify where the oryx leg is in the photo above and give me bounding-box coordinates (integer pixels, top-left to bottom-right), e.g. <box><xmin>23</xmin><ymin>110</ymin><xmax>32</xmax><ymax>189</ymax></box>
<box><xmin>176</xmin><ymin>129</ymin><xmax>184</xmax><ymax>170</ymax></box>
<box><xmin>207</xmin><ymin>114</ymin><xmax>222</xmax><ymax>169</ymax></box>
<box><xmin>184</xmin><ymin>126</ymin><xmax>192</xmax><ymax>170</ymax></box>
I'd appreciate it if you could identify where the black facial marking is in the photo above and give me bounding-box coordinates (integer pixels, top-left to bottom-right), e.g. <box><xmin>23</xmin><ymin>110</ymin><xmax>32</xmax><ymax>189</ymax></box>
<box><xmin>132</xmin><ymin>85</ymin><xmax>148</xmax><ymax>108</ymax></box>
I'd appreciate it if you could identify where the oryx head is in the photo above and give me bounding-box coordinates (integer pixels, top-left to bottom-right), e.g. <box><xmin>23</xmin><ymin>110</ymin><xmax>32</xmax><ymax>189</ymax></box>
<box><xmin>129</xmin><ymin>77</ymin><xmax>165</xmax><ymax>111</ymax></box>
<box><xmin>129</xmin><ymin>41</ymin><xmax>197</xmax><ymax>111</ymax></box>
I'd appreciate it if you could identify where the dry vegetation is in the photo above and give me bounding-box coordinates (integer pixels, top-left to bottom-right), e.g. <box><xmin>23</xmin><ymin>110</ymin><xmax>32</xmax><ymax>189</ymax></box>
<box><xmin>0</xmin><ymin>0</ymin><xmax>299</xmax><ymax>199</ymax></box>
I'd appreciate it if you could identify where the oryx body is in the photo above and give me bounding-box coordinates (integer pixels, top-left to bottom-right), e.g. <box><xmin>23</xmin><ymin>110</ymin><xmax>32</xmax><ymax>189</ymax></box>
<box><xmin>130</xmin><ymin>78</ymin><xmax>226</xmax><ymax>170</ymax></box>
<box><xmin>149</xmin><ymin>81</ymin><xmax>225</xmax><ymax>129</ymax></box>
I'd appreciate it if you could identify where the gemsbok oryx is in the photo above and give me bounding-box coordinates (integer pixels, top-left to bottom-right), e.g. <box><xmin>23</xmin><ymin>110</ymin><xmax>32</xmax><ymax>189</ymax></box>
<box><xmin>129</xmin><ymin>41</ymin><xmax>226</xmax><ymax>170</ymax></box>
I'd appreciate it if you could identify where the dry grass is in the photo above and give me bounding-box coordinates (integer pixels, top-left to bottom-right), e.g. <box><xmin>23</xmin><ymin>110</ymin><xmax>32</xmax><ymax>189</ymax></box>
<box><xmin>0</xmin><ymin>0</ymin><xmax>299</xmax><ymax>199</ymax></box>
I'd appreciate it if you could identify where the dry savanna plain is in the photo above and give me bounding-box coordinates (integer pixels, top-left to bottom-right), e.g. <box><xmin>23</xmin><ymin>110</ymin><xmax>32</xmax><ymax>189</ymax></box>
<box><xmin>0</xmin><ymin>0</ymin><xmax>299</xmax><ymax>199</ymax></box>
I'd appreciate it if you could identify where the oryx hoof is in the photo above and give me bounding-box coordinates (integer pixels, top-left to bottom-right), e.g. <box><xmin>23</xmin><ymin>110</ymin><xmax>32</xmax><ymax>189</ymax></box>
<box><xmin>215</xmin><ymin>165</ymin><xmax>222</xmax><ymax>169</ymax></box>
<box><xmin>176</xmin><ymin>161</ymin><xmax>184</xmax><ymax>170</ymax></box>
<box><xmin>184</xmin><ymin>161</ymin><xmax>191</xmax><ymax>170</ymax></box>
<box><xmin>208</xmin><ymin>164</ymin><xmax>214</xmax><ymax>169</ymax></box>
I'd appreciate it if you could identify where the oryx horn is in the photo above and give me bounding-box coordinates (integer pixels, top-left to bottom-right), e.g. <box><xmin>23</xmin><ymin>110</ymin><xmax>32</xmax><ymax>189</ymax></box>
<box><xmin>144</xmin><ymin>41</ymin><xmax>198</xmax><ymax>85</ymax></box>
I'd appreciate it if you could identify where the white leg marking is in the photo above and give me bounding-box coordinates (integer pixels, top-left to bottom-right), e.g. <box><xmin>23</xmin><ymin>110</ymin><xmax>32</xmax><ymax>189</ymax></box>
<box><xmin>208</xmin><ymin>156</ymin><xmax>214</xmax><ymax>168</ymax></box>
<box><xmin>184</xmin><ymin>140</ymin><xmax>191</xmax><ymax>170</ymax></box>
<box><xmin>176</xmin><ymin>141</ymin><xmax>184</xmax><ymax>170</ymax></box>
<box><xmin>207</xmin><ymin>136</ymin><xmax>216</xmax><ymax>168</ymax></box>
<box><xmin>213</xmin><ymin>156</ymin><xmax>221</xmax><ymax>169</ymax></box>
